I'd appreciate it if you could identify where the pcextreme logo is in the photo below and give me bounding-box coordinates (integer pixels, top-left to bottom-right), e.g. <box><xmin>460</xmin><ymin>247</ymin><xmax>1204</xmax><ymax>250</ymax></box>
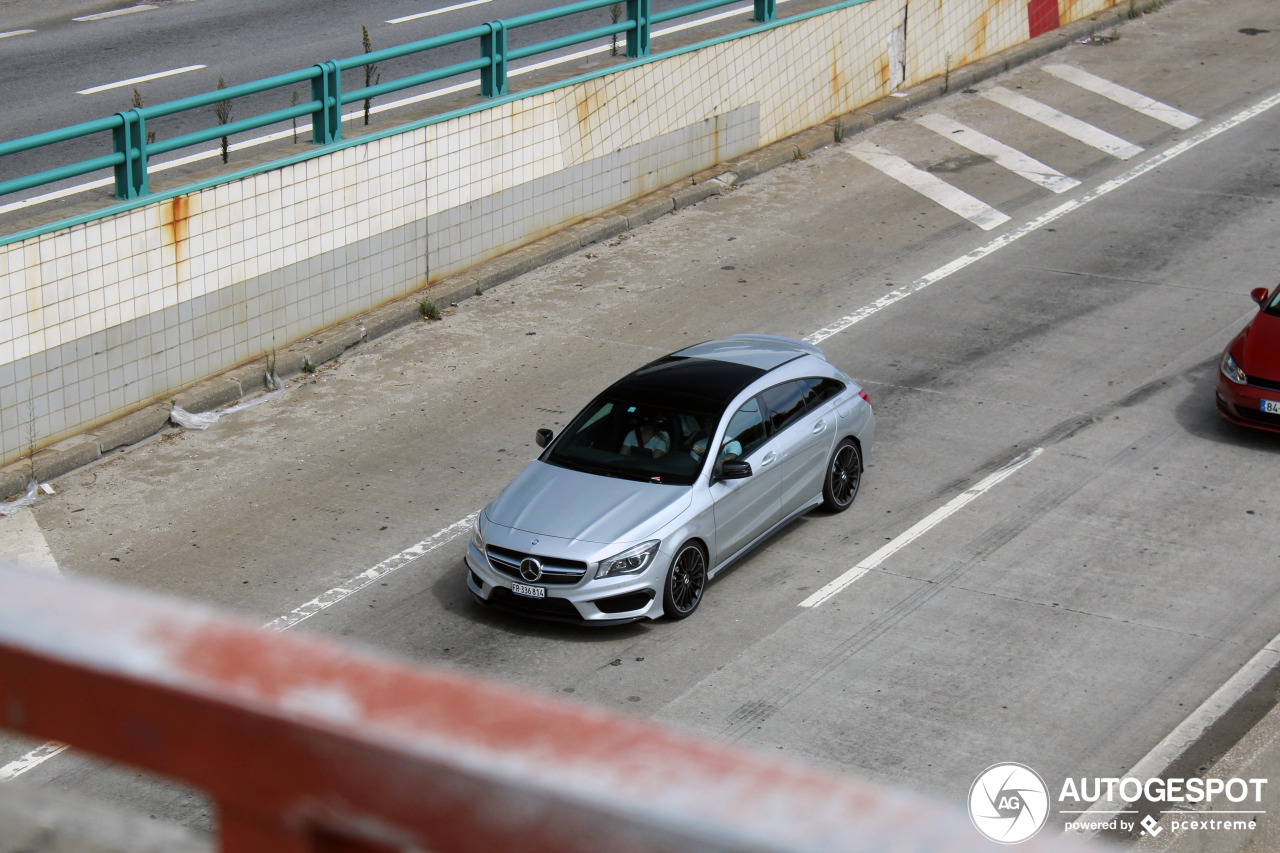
<box><xmin>968</xmin><ymin>763</ymin><xmax>1050</xmax><ymax>844</ymax></box>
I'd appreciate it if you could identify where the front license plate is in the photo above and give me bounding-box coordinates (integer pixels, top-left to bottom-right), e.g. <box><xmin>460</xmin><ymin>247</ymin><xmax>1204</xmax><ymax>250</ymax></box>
<box><xmin>1263</xmin><ymin>400</ymin><xmax>1280</xmax><ymax>415</ymax></box>
<box><xmin>511</xmin><ymin>582</ymin><xmax>546</xmax><ymax>599</ymax></box>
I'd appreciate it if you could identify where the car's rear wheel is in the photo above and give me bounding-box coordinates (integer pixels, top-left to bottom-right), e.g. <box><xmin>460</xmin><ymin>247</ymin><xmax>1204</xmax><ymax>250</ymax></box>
<box><xmin>663</xmin><ymin>542</ymin><xmax>707</xmax><ymax>619</ymax></box>
<box><xmin>822</xmin><ymin>438</ymin><xmax>862</xmax><ymax>512</ymax></box>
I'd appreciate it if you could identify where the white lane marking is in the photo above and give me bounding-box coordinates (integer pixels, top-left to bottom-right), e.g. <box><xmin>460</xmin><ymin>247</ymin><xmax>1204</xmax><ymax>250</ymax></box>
<box><xmin>389</xmin><ymin>0</ymin><xmax>495</xmax><ymax>24</ymax></box>
<box><xmin>799</xmin><ymin>448</ymin><xmax>1043</xmax><ymax>608</ymax></box>
<box><xmin>805</xmin><ymin>88</ymin><xmax>1280</xmax><ymax>346</ymax></box>
<box><xmin>1045</xmin><ymin>65</ymin><xmax>1200</xmax><ymax>130</ymax></box>
<box><xmin>984</xmin><ymin>85</ymin><xmax>1143</xmax><ymax>159</ymax></box>
<box><xmin>0</xmin><ymin>511</ymin><xmax>479</xmax><ymax>781</ymax></box>
<box><xmin>264</xmin><ymin>512</ymin><xmax>478</xmax><ymax>632</ymax></box>
<box><xmin>916</xmin><ymin>113</ymin><xmax>1081</xmax><ymax>193</ymax></box>
<box><xmin>76</xmin><ymin>65</ymin><xmax>206</xmax><ymax>96</ymax></box>
<box><xmin>849</xmin><ymin>143</ymin><xmax>1012</xmax><ymax>231</ymax></box>
<box><xmin>0</xmin><ymin>29</ymin><xmax>36</xmax><ymax>39</ymax></box>
<box><xmin>0</xmin><ymin>743</ymin><xmax>69</xmax><ymax>782</ymax></box>
<box><xmin>0</xmin><ymin>509</ymin><xmax>62</xmax><ymax>578</ymax></box>
<box><xmin>1069</xmin><ymin>634</ymin><xmax>1280</xmax><ymax>837</ymax></box>
<box><xmin>73</xmin><ymin>4</ymin><xmax>157</xmax><ymax>21</ymax></box>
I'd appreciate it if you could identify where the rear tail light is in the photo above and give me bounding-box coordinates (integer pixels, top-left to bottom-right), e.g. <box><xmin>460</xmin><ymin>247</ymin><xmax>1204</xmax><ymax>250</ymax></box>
<box><xmin>858</xmin><ymin>389</ymin><xmax>870</xmax><ymax>403</ymax></box>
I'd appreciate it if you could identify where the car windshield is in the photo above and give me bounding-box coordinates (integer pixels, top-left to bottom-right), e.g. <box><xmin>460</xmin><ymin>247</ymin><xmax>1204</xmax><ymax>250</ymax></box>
<box><xmin>545</xmin><ymin>397</ymin><xmax>723</xmax><ymax>486</ymax></box>
<box><xmin>1267</xmin><ymin>286</ymin><xmax>1280</xmax><ymax>315</ymax></box>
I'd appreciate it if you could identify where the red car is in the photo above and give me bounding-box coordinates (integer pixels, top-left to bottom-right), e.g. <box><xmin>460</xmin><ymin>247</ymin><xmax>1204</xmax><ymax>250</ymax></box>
<box><xmin>1217</xmin><ymin>284</ymin><xmax>1280</xmax><ymax>434</ymax></box>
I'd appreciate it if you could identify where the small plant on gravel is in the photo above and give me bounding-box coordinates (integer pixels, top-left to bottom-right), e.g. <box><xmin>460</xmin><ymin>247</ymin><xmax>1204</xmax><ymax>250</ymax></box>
<box><xmin>214</xmin><ymin>77</ymin><xmax>233</xmax><ymax>164</ymax></box>
<box><xmin>23</xmin><ymin>394</ymin><xmax>37</xmax><ymax>485</ymax></box>
<box><xmin>475</xmin><ymin>286</ymin><xmax>483</xmax><ymax>296</ymax></box>
<box><xmin>420</xmin><ymin>298</ymin><xmax>441</xmax><ymax>321</ymax></box>
<box><xmin>610</xmin><ymin>3</ymin><xmax>623</xmax><ymax>56</ymax></box>
<box><xmin>833</xmin><ymin>120</ymin><xmax>844</xmax><ymax>143</ymax></box>
<box><xmin>792</xmin><ymin>145</ymin><xmax>807</xmax><ymax>161</ymax></box>
<box><xmin>943</xmin><ymin>52</ymin><xmax>953</xmax><ymax>92</ymax></box>
<box><xmin>302</xmin><ymin>358</ymin><xmax>316</xmax><ymax>374</ymax></box>
<box><xmin>131</xmin><ymin>88</ymin><xmax>157</xmax><ymax>144</ymax></box>
<box><xmin>362</xmin><ymin>26</ymin><xmax>381</xmax><ymax>126</ymax></box>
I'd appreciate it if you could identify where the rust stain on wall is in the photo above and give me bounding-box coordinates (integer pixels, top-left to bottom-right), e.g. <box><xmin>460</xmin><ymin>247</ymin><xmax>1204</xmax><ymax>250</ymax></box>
<box><xmin>161</xmin><ymin>195</ymin><xmax>193</xmax><ymax>282</ymax></box>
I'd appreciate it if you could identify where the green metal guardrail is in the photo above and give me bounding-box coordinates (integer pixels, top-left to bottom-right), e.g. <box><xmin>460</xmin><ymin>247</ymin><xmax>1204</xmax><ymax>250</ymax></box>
<box><xmin>0</xmin><ymin>0</ymin><xmax>777</xmax><ymax>204</ymax></box>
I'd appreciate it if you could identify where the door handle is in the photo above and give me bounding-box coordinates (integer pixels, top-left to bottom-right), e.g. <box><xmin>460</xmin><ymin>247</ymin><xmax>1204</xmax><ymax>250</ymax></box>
<box><xmin>761</xmin><ymin>451</ymin><xmax>777</xmax><ymax>466</ymax></box>
<box><xmin>812</xmin><ymin>419</ymin><xmax>826</xmax><ymax>434</ymax></box>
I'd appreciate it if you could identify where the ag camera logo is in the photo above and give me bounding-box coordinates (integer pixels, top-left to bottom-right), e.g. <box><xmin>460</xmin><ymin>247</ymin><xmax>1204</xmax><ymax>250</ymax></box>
<box><xmin>969</xmin><ymin>763</ymin><xmax>1050</xmax><ymax>844</ymax></box>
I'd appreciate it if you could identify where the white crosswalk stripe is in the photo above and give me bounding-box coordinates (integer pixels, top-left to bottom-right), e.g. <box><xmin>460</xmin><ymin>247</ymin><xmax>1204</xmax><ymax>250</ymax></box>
<box><xmin>983</xmin><ymin>86</ymin><xmax>1144</xmax><ymax>159</ymax></box>
<box><xmin>1044</xmin><ymin>65</ymin><xmax>1200</xmax><ymax>129</ymax></box>
<box><xmin>849</xmin><ymin>143</ymin><xmax>1011</xmax><ymax>231</ymax></box>
<box><xmin>915</xmin><ymin>114</ymin><xmax>1081</xmax><ymax>193</ymax></box>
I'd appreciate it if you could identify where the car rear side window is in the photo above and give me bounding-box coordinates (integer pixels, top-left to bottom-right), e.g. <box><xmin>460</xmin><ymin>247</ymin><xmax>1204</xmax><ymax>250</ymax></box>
<box><xmin>803</xmin><ymin>377</ymin><xmax>845</xmax><ymax>403</ymax></box>
<box><xmin>759</xmin><ymin>380</ymin><xmax>810</xmax><ymax>434</ymax></box>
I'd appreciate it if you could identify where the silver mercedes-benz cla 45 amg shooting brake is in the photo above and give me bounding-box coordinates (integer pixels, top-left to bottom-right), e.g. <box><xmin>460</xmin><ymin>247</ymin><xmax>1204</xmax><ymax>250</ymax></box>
<box><xmin>465</xmin><ymin>334</ymin><xmax>875</xmax><ymax>624</ymax></box>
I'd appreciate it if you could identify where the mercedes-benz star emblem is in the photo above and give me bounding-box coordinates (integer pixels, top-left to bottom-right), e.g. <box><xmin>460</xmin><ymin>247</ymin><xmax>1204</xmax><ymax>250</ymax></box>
<box><xmin>519</xmin><ymin>557</ymin><xmax>543</xmax><ymax>582</ymax></box>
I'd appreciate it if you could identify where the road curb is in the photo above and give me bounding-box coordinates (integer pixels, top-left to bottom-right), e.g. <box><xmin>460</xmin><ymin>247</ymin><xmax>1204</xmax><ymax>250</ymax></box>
<box><xmin>0</xmin><ymin>0</ymin><xmax>1170</xmax><ymax>499</ymax></box>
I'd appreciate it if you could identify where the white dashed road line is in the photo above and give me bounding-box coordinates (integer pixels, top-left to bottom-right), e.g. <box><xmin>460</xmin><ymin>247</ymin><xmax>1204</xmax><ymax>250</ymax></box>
<box><xmin>73</xmin><ymin>4</ymin><xmax>156</xmax><ymax>21</ymax></box>
<box><xmin>849</xmin><ymin>143</ymin><xmax>1012</xmax><ymax>231</ymax></box>
<box><xmin>984</xmin><ymin>85</ymin><xmax>1144</xmax><ymax>159</ymax></box>
<box><xmin>799</xmin><ymin>448</ymin><xmax>1044</xmax><ymax>608</ymax></box>
<box><xmin>1045</xmin><ymin>65</ymin><xmax>1201</xmax><ymax>130</ymax></box>
<box><xmin>0</xmin><ymin>29</ymin><xmax>36</xmax><ymax>39</ymax></box>
<box><xmin>76</xmin><ymin>65</ymin><xmax>207</xmax><ymax>96</ymax></box>
<box><xmin>388</xmin><ymin>0</ymin><xmax>496</xmax><ymax>24</ymax></box>
<box><xmin>916</xmin><ymin>113</ymin><xmax>1081</xmax><ymax>193</ymax></box>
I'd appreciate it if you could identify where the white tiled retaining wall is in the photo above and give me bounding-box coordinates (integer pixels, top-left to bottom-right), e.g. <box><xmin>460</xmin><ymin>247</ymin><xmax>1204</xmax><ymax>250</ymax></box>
<box><xmin>0</xmin><ymin>0</ymin><xmax>1119</xmax><ymax>465</ymax></box>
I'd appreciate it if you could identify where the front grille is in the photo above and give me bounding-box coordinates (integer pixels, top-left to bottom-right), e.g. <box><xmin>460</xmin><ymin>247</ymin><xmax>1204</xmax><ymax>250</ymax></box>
<box><xmin>1248</xmin><ymin>374</ymin><xmax>1280</xmax><ymax>392</ymax></box>
<box><xmin>486</xmin><ymin>545</ymin><xmax>588</xmax><ymax>586</ymax></box>
<box><xmin>488</xmin><ymin>587</ymin><xmax>584</xmax><ymax>620</ymax></box>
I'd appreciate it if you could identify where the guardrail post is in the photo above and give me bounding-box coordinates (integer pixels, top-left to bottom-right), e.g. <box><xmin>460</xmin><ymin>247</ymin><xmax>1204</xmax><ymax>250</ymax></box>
<box><xmin>311</xmin><ymin>61</ymin><xmax>342</xmax><ymax>144</ymax></box>
<box><xmin>112</xmin><ymin>109</ymin><xmax>148</xmax><ymax>199</ymax></box>
<box><xmin>627</xmin><ymin>0</ymin><xmax>650</xmax><ymax>57</ymax></box>
<box><xmin>481</xmin><ymin>21</ymin><xmax>508</xmax><ymax>97</ymax></box>
<box><xmin>753</xmin><ymin>0</ymin><xmax>775</xmax><ymax>23</ymax></box>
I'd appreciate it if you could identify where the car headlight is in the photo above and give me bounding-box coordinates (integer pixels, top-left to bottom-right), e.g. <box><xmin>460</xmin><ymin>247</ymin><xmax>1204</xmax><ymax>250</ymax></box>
<box><xmin>470</xmin><ymin>514</ymin><xmax>485</xmax><ymax>551</ymax></box>
<box><xmin>1221</xmin><ymin>352</ymin><xmax>1248</xmax><ymax>385</ymax></box>
<box><xmin>596</xmin><ymin>540</ymin><xmax>661</xmax><ymax>579</ymax></box>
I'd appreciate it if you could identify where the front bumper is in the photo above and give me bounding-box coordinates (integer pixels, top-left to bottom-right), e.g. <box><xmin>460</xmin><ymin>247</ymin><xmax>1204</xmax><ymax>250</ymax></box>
<box><xmin>464</xmin><ymin>538</ymin><xmax>663</xmax><ymax>625</ymax></box>
<box><xmin>1216</xmin><ymin>376</ymin><xmax>1280</xmax><ymax>435</ymax></box>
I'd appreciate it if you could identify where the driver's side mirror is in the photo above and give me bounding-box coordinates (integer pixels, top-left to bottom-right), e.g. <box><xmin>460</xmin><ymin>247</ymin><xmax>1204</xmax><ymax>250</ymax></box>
<box><xmin>714</xmin><ymin>459</ymin><xmax>752</xmax><ymax>481</ymax></box>
<box><xmin>1252</xmin><ymin>287</ymin><xmax>1270</xmax><ymax>308</ymax></box>
<box><xmin>535</xmin><ymin>428</ymin><xmax>554</xmax><ymax>448</ymax></box>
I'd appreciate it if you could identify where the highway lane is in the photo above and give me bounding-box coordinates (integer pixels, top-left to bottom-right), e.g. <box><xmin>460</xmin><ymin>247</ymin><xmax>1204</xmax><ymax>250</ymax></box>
<box><xmin>2</xmin><ymin>0</ymin><xmax>1280</xmax><ymax>843</ymax></box>
<box><xmin>0</xmin><ymin>0</ymin><xmax>782</xmax><ymax>202</ymax></box>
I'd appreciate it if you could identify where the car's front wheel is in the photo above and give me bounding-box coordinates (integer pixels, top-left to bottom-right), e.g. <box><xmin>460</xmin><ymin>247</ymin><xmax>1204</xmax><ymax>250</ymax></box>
<box><xmin>663</xmin><ymin>541</ymin><xmax>707</xmax><ymax>619</ymax></box>
<box><xmin>822</xmin><ymin>438</ymin><xmax>862</xmax><ymax>512</ymax></box>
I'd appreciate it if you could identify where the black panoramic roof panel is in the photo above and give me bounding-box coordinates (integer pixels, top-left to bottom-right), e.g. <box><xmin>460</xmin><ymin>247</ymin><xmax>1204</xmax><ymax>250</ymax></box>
<box><xmin>602</xmin><ymin>356</ymin><xmax>766</xmax><ymax>413</ymax></box>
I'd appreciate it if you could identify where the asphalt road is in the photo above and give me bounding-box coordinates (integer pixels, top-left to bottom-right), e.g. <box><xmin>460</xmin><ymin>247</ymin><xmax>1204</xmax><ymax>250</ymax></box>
<box><xmin>2</xmin><ymin>0</ymin><xmax>1280</xmax><ymax>845</ymax></box>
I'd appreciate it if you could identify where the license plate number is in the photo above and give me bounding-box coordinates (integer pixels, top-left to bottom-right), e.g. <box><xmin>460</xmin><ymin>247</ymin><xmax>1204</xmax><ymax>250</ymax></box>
<box><xmin>511</xmin><ymin>582</ymin><xmax>545</xmax><ymax>599</ymax></box>
<box><xmin>1263</xmin><ymin>400</ymin><xmax>1280</xmax><ymax>415</ymax></box>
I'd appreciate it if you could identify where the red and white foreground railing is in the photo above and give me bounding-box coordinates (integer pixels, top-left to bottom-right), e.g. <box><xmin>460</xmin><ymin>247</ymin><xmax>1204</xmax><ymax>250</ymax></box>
<box><xmin>0</xmin><ymin>565</ymin><xmax>1094</xmax><ymax>852</ymax></box>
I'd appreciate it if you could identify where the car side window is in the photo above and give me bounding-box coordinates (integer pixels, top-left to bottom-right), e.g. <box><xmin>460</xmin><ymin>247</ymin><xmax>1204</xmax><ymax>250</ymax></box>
<box><xmin>721</xmin><ymin>398</ymin><xmax>766</xmax><ymax>461</ymax></box>
<box><xmin>803</xmin><ymin>377</ymin><xmax>845</xmax><ymax>403</ymax></box>
<box><xmin>759</xmin><ymin>381</ymin><xmax>810</xmax><ymax>434</ymax></box>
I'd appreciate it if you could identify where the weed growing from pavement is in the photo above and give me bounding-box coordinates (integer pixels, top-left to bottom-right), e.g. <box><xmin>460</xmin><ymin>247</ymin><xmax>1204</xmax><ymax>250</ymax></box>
<box><xmin>23</xmin><ymin>393</ymin><xmax>37</xmax><ymax>485</ymax></box>
<box><xmin>475</xmin><ymin>286</ymin><xmax>483</xmax><ymax>296</ymax></box>
<box><xmin>362</xmin><ymin>26</ymin><xmax>381</xmax><ymax>126</ymax></box>
<box><xmin>302</xmin><ymin>358</ymin><xmax>316</xmax><ymax>374</ymax></box>
<box><xmin>833</xmin><ymin>120</ymin><xmax>844</xmax><ymax>143</ymax></box>
<box><xmin>944</xmin><ymin>52</ymin><xmax>953</xmax><ymax>92</ymax></box>
<box><xmin>214</xmin><ymin>78</ymin><xmax>232</xmax><ymax>163</ymax></box>
<box><xmin>420</xmin><ymin>298</ymin><xmax>441</xmax><ymax>321</ymax></box>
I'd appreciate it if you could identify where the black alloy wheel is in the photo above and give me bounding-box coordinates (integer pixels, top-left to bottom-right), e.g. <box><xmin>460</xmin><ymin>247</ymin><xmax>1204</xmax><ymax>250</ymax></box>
<box><xmin>822</xmin><ymin>438</ymin><xmax>862</xmax><ymax>512</ymax></box>
<box><xmin>664</xmin><ymin>542</ymin><xmax>707</xmax><ymax>619</ymax></box>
